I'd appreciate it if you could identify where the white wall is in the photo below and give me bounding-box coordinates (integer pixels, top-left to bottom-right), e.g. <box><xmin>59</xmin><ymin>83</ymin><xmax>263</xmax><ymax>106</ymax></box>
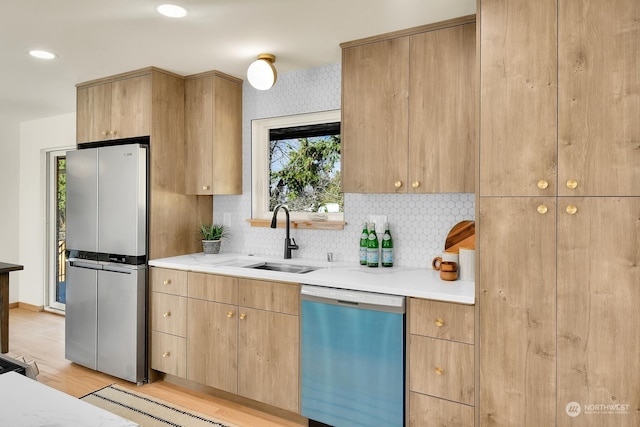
<box><xmin>0</xmin><ymin>120</ymin><xmax>21</xmax><ymax>302</ymax></box>
<box><xmin>18</xmin><ymin>113</ymin><xmax>75</xmax><ymax>307</ymax></box>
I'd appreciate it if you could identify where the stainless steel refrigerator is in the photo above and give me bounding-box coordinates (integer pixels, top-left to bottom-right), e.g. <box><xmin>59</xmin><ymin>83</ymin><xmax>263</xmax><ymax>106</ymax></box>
<box><xmin>65</xmin><ymin>141</ymin><xmax>148</xmax><ymax>384</ymax></box>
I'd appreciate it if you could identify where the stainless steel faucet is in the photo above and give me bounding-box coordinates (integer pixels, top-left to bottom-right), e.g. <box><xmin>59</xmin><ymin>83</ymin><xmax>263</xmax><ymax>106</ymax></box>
<box><xmin>271</xmin><ymin>204</ymin><xmax>299</xmax><ymax>259</ymax></box>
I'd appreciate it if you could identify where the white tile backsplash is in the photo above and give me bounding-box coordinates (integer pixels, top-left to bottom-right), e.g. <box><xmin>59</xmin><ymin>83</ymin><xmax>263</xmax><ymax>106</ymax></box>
<box><xmin>213</xmin><ymin>62</ymin><xmax>475</xmax><ymax>268</ymax></box>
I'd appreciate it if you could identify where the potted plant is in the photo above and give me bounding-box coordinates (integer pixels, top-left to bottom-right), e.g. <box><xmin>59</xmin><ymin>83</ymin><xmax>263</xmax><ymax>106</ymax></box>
<box><xmin>199</xmin><ymin>223</ymin><xmax>228</xmax><ymax>254</ymax></box>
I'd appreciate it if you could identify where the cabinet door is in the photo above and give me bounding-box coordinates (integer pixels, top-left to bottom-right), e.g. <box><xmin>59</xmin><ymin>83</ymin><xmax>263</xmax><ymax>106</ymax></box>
<box><xmin>110</xmin><ymin>75</ymin><xmax>151</xmax><ymax>140</ymax></box>
<box><xmin>185</xmin><ymin>75</ymin><xmax>242</xmax><ymax>195</ymax></box>
<box><xmin>409</xmin><ymin>392</ymin><xmax>474</xmax><ymax>427</ymax></box>
<box><xmin>479</xmin><ymin>0</ymin><xmax>557</xmax><ymax>196</ymax></box>
<box><xmin>151</xmin><ymin>292</ymin><xmax>187</xmax><ymax>337</ymax></box>
<box><xmin>479</xmin><ymin>197</ymin><xmax>556</xmax><ymax>425</ymax></box>
<box><xmin>187</xmin><ymin>299</ymin><xmax>238</xmax><ymax>393</ymax></box>
<box><xmin>185</xmin><ymin>76</ymin><xmax>213</xmax><ymax>195</ymax></box>
<box><xmin>76</xmin><ymin>83</ymin><xmax>111</xmax><ymax>143</ymax></box>
<box><xmin>342</xmin><ymin>37</ymin><xmax>409</xmax><ymax>193</ymax></box>
<box><xmin>557</xmin><ymin>197</ymin><xmax>640</xmax><ymax>427</ymax></box>
<box><xmin>558</xmin><ymin>0</ymin><xmax>640</xmax><ymax>197</ymax></box>
<box><xmin>238</xmin><ymin>307</ymin><xmax>299</xmax><ymax>413</ymax></box>
<box><xmin>409</xmin><ymin>23</ymin><xmax>476</xmax><ymax>193</ymax></box>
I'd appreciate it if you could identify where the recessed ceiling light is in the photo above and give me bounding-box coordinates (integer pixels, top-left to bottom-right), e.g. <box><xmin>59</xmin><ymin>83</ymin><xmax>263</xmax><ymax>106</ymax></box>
<box><xmin>29</xmin><ymin>50</ymin><xmax>57</xmax><ymax>59</ymax></box>
<box><xmin>157</xmin><ymin>4</ymin><xmax>187</xmax><ymax>18</ymax></box>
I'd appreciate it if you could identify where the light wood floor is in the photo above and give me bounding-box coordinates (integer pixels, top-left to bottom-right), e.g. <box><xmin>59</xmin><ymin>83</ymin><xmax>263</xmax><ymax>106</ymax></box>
<box><xmin>6</xmin><ymin>308</ymin><xmax>305</xmax><ymax>427</ymax></box>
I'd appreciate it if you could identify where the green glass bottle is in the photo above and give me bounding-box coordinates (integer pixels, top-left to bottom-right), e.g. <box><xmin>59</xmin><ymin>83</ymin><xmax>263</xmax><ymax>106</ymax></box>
<box><xmin>382</xmin><ymin>222</ymin><xmax>394</xmax><ymax>267</ymax></box>
<box><xmin>367</xmin><ymin>223</ymin><xmax>379</xmax><ymax>267</ymax></box>
<box><xmin>359</xmin><ymin>221</ymin><xmax>369</xmax><ymax>265</ymax></box>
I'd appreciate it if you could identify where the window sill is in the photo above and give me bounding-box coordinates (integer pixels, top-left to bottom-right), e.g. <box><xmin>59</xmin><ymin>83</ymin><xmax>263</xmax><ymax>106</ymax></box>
<box><xmin>247</xmin><ymin>219</ymin><xmax>346</xmax><ymax>230</ymax></box>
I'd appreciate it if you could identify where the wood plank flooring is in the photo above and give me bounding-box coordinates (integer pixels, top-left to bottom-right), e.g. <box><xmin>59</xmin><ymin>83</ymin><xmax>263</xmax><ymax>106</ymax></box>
<box><xmin>6</xmin><ymin>308</ymin><xmax>306</xmax><ymax>427</ymax></box>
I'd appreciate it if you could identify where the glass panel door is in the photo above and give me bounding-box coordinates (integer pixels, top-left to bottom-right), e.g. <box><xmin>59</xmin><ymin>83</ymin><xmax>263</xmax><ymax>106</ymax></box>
<box><xmin>47</xmin><ymin>150</ymin><xmax>69</xmax><ymax>311</ymax></box>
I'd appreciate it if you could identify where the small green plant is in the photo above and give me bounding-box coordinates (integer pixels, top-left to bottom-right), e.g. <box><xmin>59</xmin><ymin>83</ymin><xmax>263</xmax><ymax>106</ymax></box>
<box><xmin>199</xmin><ymin>223</ymin><xmax>228</xmax><ymax>241</ymax></box>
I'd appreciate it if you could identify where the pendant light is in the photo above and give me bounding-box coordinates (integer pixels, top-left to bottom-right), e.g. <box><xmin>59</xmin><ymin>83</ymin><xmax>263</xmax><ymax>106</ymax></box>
<box><xmin>247</xmin><ymin>54</ymin><xmax>277</xmax><ymax>90</ymax></box>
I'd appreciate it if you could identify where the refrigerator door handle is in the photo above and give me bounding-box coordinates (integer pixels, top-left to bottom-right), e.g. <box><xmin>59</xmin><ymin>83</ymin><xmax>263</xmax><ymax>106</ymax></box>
<box><xmin>102</xmin><ymin>264</ymin><xmax>135</xmax><ymax>274</ymax></box>
<box><xmin>68</xmin><ymin>260</ymin><xmax>102</xmax><ymax>270</ymax></box>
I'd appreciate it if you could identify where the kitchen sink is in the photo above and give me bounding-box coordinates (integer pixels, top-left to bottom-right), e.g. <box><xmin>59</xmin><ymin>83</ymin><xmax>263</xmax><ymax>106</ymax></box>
<box><xmin>247</xmin><ymin>262</ymin><xmax>318</xmax><ymax>274</ymax></box>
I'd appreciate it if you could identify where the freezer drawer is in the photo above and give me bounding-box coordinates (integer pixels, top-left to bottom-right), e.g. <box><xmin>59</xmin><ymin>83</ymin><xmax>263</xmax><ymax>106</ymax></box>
<box><xmin>97</xmin><ymin>265</ymin><xmax>147</xmax><ymax>384</ymax></box>
<box><xmin>64</xmin><ymin>263</ymin><xmax>98</xmax><ymax>369</ymax></box>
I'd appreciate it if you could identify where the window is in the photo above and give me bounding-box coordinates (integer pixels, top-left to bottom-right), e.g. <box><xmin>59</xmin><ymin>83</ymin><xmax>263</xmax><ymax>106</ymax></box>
<box><xmin>252</xmin><ymin>110</ymin><xmax>343</xmax><ymax>223</ymax></box>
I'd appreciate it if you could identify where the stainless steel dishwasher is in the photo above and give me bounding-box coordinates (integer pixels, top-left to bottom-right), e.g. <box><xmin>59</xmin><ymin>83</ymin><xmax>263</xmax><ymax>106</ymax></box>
<box><xmin>300</xmin><ymin>285</ymin><xmax>405</xmax><ymax>427</ymax></box>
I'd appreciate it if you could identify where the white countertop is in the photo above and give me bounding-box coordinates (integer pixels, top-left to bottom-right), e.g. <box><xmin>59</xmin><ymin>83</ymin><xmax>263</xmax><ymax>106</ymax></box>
<box><xmin>0</xmin><ymin>372</ymin><xmax>138</xmax><ymax>427</ymax></box>
<box><xmin>149</xmin><ymin>253</ymin><xmax>475</xmax><ymax>305</ymax></box>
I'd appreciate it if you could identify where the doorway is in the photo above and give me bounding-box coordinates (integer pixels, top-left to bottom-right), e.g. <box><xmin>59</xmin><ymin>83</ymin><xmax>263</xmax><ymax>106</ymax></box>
<box><xmin>46</xmin><ymin>150</ymin><xmax>68</xmax><ymax>311</ymax></box>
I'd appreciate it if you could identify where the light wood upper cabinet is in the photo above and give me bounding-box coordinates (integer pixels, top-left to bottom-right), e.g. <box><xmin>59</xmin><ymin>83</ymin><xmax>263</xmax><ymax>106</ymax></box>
<box><xmin>76</xmin><ymin>75</ymin><xmax>151</xmax><ymax>144</ymax></box>
<box><xmin>558</xmin><ymin>0</ymin><xmax>640</xmax><ymax>197</ymax></box>
<box><xmin>185</xmin><ymin>71</ymin><xmax>243</xmax><ymax>195</ymax></box>
<box><xmin>479</xmin><ymin>0</ymin><xmax>557</xmax><ymax>197</ymax></box>
<box><xmin>341</xmin><ymin>36</ymin><xmax>409</xmax><ymax>193</ymax></box>
<box><xmin>409</xmin><ymin>22</ymin><xmax>476</xmax><ymax>193</ymax></box>
<box><xmin>341</xmin><ymin>17</ymin><xmax>476</xmax><ymax>194</ymax></box>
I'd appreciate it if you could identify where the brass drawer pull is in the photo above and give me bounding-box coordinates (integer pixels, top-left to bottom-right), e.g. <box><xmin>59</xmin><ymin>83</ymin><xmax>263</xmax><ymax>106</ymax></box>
<box><xmin>435</xmin><ymin>318</ymin><xmax>445</xmax><ymax>327</ymax></box>
<box><xmin>163</xmin><ymin>279</ymin><xmax>172</xmax><ymax>285</ymax></box>
<box><xmin>435</xmin><ymin>367</ymin><xmax>444</xmax><ymax>375</ymax></box>
<box><xmin>394</xmin><ymin>181</ymin><xmax>403</xmax><ymax>188</ymax></box>
<box><xmin>537</xmin><ymin>179</ymin><xmax>549</xmax><ymax>190</ymax></box>
<box><xmin>163</xmin><ymin>311</ymin><xmax>171</xmax><ymax>318</ymax></box>
<box><xmin>566</xmin><ymin>205</ymin><xmax>578</xmax><ymax>215</ymax></box>
<box><xmin>240</xmin><ymin>313</ymin><xmax>246</xmax><ymax>320</ymax></box>
<box><xmin>537</xmin><ymin>205</ymin><xmax>548</xmax><ymax>215</ymax></box>
<box><xmin>227</xmin><ymin>311</ymin><xmax>235</xmax><ymax>318</ymax></box>
<box><xmin>162</xmin><ymin>352</ymin><xmax>171</xmax><ymax>358</ymax></box>
<box><xmin>566</xmin><ymin>179</ymin><xmax>578</xmax><ymax>189</ymax></box>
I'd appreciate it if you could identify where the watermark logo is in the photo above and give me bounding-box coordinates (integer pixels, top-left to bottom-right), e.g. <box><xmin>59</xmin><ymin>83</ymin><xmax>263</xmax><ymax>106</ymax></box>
<box><xmin>565</xmin><ymin>401</ymin><xmax>630</xmax><ymax>417</ymax></box>
<box><xmin>566</xmin><ymin>402</ymin><xmax>581</xmax><ymax>417</ymax></box>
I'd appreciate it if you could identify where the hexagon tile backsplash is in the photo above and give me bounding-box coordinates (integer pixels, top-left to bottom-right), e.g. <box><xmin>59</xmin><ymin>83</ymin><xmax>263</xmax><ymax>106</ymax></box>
<box><xmin>214</xmin><ymin>192</ymin><xmax>474</xmax><ymax>269</ymax></box>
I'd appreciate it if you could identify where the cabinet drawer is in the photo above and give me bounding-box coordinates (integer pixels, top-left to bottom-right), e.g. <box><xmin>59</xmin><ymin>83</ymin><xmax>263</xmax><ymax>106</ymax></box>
<box><xmin>409</xmin><ymin>335</ymin><xmax>474</xmax><ymax>405</ymax></box>
<box><xmin>409</xmin><ymin>298</ymin><xmax>474</xmax><ymax>344</ymax></box>
<box><xmin>151</xmin><ymin>331</ymin><xmax>186</xmax><ymax>378</ymax></box>
<box><xmin>152</xmin><ymin>292</ymin><xmax>187</xmax><ymax>337</ymax></box>
<box><xmin>187</xmin><ymin>272</ymin><xmax>238</xmax><ymax>304</ymax></box>
<box><xmin>239</xmin><ymin>279</ymin><xmax>300</xmax><ymax>315</ymax></box>
<box><xmin>150</xmin><ymin>267</ymin><xmax>187</xmax><ymax>296</ymax></box>
<box><xmin>409</xmin><ymin>392</ymin><xmax>474</xmax><ymax>427</ymax></box>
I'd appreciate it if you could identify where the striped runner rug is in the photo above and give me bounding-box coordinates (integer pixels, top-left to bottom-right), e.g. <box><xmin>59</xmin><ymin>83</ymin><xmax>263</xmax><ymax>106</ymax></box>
<box><xmin>81</xmin><ymin>384</ymin><xmax>237</xmax><ymax>427</ymax></box>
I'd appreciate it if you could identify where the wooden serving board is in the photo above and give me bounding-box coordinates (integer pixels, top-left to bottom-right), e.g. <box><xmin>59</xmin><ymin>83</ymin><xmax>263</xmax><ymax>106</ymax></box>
<box><xmin>444</xmin><ymin>220</ymin><xmax>475</xmax><ymax>253</ymax></box>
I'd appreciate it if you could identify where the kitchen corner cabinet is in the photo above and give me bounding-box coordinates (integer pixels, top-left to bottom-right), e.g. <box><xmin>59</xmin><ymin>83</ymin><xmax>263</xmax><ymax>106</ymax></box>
<box><xmin>76</xmin><ymin>74</ymin><xmax>151</xmax><ymax>144</ymax></box>
<box><xmin>152</xmin><ymin>269</ymin><xmax>300</xmax><ymax>414</ymax></box>
<box><xmin>341</xmin><ymin>16</ymin><xmax>476</xmax><ymax>194</ymax></box>
<box><xmin>479</xmin><ymin>1</ymin><xmax>640</xmax><ymax>426</ymax></box>
<box><xmin>76</xmin><ymin>68</ymin><xmax>211</xmax><ymax>259</ymax></box>
<box><xmin>185</xmin><ymin>71</ymin><xmax>243</xmax><ymax>195</ymax></box>
<box><xmin>408</xmin><ymin>298</ymin><xmax>475</xmax><ymax>426</ymax></box>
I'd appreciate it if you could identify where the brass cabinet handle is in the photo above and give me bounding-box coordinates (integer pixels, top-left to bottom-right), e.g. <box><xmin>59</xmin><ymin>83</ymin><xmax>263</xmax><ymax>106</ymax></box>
<box><xmin>227</xmin><ymin>311</ymin><xmax>235</xmax><ymax>318</ymax></box>
<box><xmin>239</xmin><ymin>313</ymin><xmax>246</xmax><ymax>320</ymax></box>
<box><xmin>101</xmin><ymin>131</ymin><xmax>108</xmax><ymax>136</ymax></box>
<box><xmin>434</xmin><ymin>367</ymin><xmax>444</xmax><ymax>375</ymax></box>
<box><xmin>435</xmin><ymin>318</ymin><xmax>445</xmax><ymax>327</ymax></box>
<box><xmin>537</xmin><ymin>205</ymin><xmax>548</xmax><ymax>215</ymax></box>
<box><xmin>566</xmin><ymin>179</ymin><xmax>578</xmax><ymax>189</ymax></box>
<box><xmin>411</xmin><ymin>181</ymin><xmax>420</xmax><ymax>188</ymax></box>
<box><xmin>163</xmin><ymin>279</ymin><xmax>172</xmax><ymax>285</ymax></box>
<box><xmin>566</xmin><ymin>205</ymin><xmax>578</xmax><ymax>215</ymax></box>
<box><xmin>162</xmin><ymin>352</ymin><xmax>171</xmax><ymax>358</ymax></box>
<box><xmin>163</xmin><ymin>311</ymin><xmax>171</xmax><ymax>318</ymax></box>
<box><xmin>111</xmin><ymin>130</ymin><xmax>117</xmax><ymax>136</ymax></box>
<box><xmin>537</xmin><ymin>179</ymin><xmax>549</xmax><ymax>190</ymax></box>
<box><xmin>202</xmin><ymin>185</ymin><xmax>210</xmax><ymax>191</ymax></box>
<box><xmin>394</xmin><ymin>181</ymin><xmax>403</xmax><ymax>188</ymax></box>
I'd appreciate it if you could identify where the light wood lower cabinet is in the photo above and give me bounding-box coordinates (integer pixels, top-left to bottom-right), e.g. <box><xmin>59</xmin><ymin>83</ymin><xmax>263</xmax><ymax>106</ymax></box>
<box><xmin>408</xmin><ymin>298</ymin><xmax>475</xmax><ymax>425</ymax></box>
<box><xmin>151</xmin><ymin>268</ymin><xmax>300</xmax><ymax>414</ymax></box>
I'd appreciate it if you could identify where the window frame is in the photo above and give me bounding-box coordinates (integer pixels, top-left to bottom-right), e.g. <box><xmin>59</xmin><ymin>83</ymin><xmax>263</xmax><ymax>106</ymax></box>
<box><xmin>251</xmin><ymin>109</ymin><xmax>343</xmax><ymax>222</ymax></box>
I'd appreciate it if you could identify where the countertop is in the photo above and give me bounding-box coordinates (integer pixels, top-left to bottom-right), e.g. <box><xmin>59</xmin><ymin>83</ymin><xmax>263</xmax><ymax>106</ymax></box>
<box><xmin>0</xmin><ymin>262</ymin><xmax>24</xmax><ymax>274</ymax></box>
<box><xmin>0</xmin><ymin>372</ymin><xmax>138</xmax><ymax>427</ymax></box>
<box><xmin>149</xmin><ymin>253</ymin><xmax>475</xmax><ymax>305</ymax></box>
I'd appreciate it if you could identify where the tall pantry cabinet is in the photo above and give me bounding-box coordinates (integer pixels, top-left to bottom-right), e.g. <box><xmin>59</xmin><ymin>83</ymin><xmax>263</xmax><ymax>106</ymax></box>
<box><xmin>478</xmin><ymin>1</ymin><xmax>640</xmax><ymax>426</ymax></box>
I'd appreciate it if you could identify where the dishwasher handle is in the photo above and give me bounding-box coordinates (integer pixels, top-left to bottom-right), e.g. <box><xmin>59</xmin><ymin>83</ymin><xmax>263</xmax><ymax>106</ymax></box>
<box><xmin>301</xmin><ymin>285</ymin><xmax>405</xmax><ymax>314</ymax></box>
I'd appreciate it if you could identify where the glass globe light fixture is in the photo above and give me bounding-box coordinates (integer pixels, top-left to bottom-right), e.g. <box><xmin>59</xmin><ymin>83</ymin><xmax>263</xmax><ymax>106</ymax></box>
<box><xmin>247</xmin><ymin>54</ymin><xmax>277</xmax><ymax>90</ymax></box>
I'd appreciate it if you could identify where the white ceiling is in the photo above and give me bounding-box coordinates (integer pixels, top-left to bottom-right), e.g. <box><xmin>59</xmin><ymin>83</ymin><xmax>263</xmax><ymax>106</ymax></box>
<box><xmin>1</xmin><ymin>0</ymin><xmax>475</xmax><ymax>126</ymax></box>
